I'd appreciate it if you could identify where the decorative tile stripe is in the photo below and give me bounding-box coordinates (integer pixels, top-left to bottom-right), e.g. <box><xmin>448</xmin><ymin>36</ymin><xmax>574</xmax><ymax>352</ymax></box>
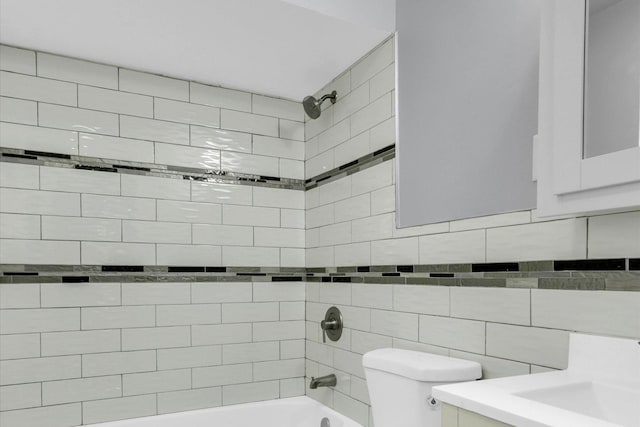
<box><xmin>0</xmin><ymin>148</ymin><xmax>305</xmax><ymax>191</ymax></box>
<box><xmin>305</xmin><ymin>144</ymin><xmax>395</xmax><ymax>190</ymax></box>
<box><xmin>1</xmin><ymin>259</ymin><xmax>638</xmax><ymax>290</ymax></box>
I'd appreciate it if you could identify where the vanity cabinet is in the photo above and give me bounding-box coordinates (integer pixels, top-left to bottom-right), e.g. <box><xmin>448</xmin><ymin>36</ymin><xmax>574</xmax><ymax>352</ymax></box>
<box><xmin>442</xmin><ymin>404</ymin><xmax>513</xmax><ymax>427</ymax></box>
<box><xmin>536</xmin><ymin>0</ymin><xmax>640</xmax><ymax>216</ymax></box>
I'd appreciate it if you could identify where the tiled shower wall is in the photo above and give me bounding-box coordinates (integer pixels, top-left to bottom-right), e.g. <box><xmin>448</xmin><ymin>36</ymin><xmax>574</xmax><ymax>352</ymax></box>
<box><xmin>0</xmin><ymin>44</ymin><xmax>306</xmax><ymax>426</ymax></box>
<box><xmin>303</xmin><ymin>37</ymin><xmax>640</xmax><ymax>426</ymax></box>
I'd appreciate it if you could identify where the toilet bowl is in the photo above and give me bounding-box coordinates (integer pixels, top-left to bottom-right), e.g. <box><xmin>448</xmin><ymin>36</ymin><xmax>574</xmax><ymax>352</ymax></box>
<box><xmin>363</xmin><ymin>348</ymin><xmax>482</xmax><ymax>427</ymax></box>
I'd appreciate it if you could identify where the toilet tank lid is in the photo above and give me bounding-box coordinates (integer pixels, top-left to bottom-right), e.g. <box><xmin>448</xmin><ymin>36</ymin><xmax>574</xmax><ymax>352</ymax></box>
<box><xmin>363</xmin><ymin>348</ymin><xmax>481</xmax><ymax>382</ymax></box>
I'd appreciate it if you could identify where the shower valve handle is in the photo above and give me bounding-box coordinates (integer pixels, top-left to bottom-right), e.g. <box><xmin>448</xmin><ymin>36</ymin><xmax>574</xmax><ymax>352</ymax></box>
<box><xmin>321</xmin><ymin>319</ymin><xmax>338</xmax><ymax>343</ymax></box>
<box><xmin>320</xmin><ymin>306</ymin><xmax>343</xmax><ymax>343</ymax></box>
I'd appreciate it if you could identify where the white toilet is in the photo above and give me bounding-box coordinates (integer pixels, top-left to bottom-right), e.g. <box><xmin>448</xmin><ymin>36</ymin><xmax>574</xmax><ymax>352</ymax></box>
<box><xmin>363</xmin><ymin>348</ymin><xmax>482</xmax><ymax>427</ymax></box>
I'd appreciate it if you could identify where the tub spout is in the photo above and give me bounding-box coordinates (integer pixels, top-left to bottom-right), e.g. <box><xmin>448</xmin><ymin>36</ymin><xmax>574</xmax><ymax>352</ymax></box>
<box><xmin>309</xmin><ymin>374</ymin><xmax>336</xmax><ymax>389</ymax></box>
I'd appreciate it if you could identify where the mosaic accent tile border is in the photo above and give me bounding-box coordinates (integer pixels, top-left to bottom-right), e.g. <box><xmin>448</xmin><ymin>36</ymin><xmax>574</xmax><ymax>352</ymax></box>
<box><xmin>2</xmin><ymin>259</ymin><xmax>638</xmax><ymax>290</ymax></box>
<box><xmin>0</xmin><ymin>148</ymin><xmax>305</xmax><ymax>191</ymax></box>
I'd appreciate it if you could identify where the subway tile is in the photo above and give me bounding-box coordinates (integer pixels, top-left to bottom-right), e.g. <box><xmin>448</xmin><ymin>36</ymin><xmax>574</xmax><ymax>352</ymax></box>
<box><xmin>0</xmin><ymin>239</ymin><xmax>80</xmax><ymax>264</ymax></box>
<box><xmin>157</xmin><ymin>200</ymin><xmax>221</xmax><ymax>223</ymax></box>
<box><xmin>190</xmin><ymin>83</ymin><xmax>252</xmax><ymax>111</ymax></box>
<box><xmin>121</xmin><ymin>326</ymin><xmax>190</xmax><ymax>351</ymax></box>
<box><xmin>43</xmin><ymin>375</ymin><xmax>122</xmax><ymax>405</ymax></box>
<box><xmin>351</xmin><ymin>330</ymin><xmax>393</xmax><ymax>355</ymax></box>
<box><xmin>305</xmin><ymin>149</ymin><xmax>334</xmax><ymax>179</ymax></box>
<box><xmin>220</xmin><ymin>151</ymin><xmax>279</xmax><ymax>177</ymax></box>
<box><xmin>41</xmin><ymin>329</ymin><xmax>120</xmax><ymax>356</ymax></box>
<box><xmin>222</xmin><ymin>342</ymin><xmax>279</xmax><ymax>364</ymax></box>
<box><xmin>157</xmin><ymin>345</ymin><xmax>222</xmax><ymax>370</ymax></box>
<box><xmin>392</xmin><ymin>217</ymin><xmax>450</xmax><ymax>238</ymax></box>
<box><xmin>419</xmin><ymin>230</ymin><xmax>486</xmax><ymax>264</ymax></box>
<box><xmin>334</xmin><ymin>131</ymin><xmax>371</xmax><ymax>166</ymax></box>
<box><xmin>305</xmin><ymin>340</ymin><xmax>333</xmax><ymax>367</ymax></box>
<box><xmin>335</xmin><ymin>193</ymin><xmax>371</xmax><ymax>223</ymax></box>
<box><xmin>41</xmin><ymin>216</ymin><xmax>121</xmax><ymax>241</ymax></box>
<box><xmin>370</xmin><ymin>237</ymin><xmax>419</xmax><ymax>265</ymax></box>
<box><xmin>0</xmin><ymin>45</ymin><xmax>35</xmax><ymax>74</ymax></box>
<box><xmin>193</xmin><ymin>363</ymin><xmax>253</xmax><ymax>388</ymax></box>
<box><xmin>486</xmin><ymin>323</ymin><xmax>569</xmax><ymax>369</ymax></box>
<box><xmin>307</xmin><ymin>246</ymin><xmax>335</xmax><ymax>268</ymax></box>
<box><xmin>0</xmin><ymin>213</ymin><xmax>40</xmax><ymax>239</ymax></box>
<box><xmin>223</xmin><ymin>204</ymin><xmax>279</xmax><ymax>227</ymax></box>
<box><xmin>306</xmin><ymin>204</ymin><xmax>334</xmax><ymax>229</ymax></box>
<box><xmin>0</xmin><ymin>122</ymin><xmax>78</xmax><ymax>155</ymax></box>
<box><xmin>253</xmin><ymin>135</ymin><xmax>304</xmax><ymax>160</ymax></box>
<box><xmin>78</xmin><ymin>85</ymin><xmax>153</xmax><ymax>117</ymax></box>
<box><xmin>449</xmin><ymin>350</ymin><xmax>530</xmax><ymax>379</ymax></box>
<box><xmin>81</xmin><ymin>194</ymin><xmax>156</xmax><ymax>220</ymax></box>
<box><xmin>0</xmin><ymin>307</ymin><xmax>78</xmax><ymax>334</ymax></box>
<box><xmin>37</xmin><ymin>52</ymin><xmax>118</xmax><ymax>88</ymax></box>
<box><xmin>123</xmin><ymin>368</ymin><xmax>191</xmax><ymax>395</ymax></box>
<box><xmin>0</xmin><ymin>355</ymin><xmax>80</xmax><ymax>385</ymax></box>
<box><xmin>82</xmin><ymin>394</ymin><xmax>156</xmax><ymax>424</ymax></box>
<box><xmin>253</xmin><ymin>320</ymin><xmax>305</xmax><ymax>341</ymax></box>
<box><xmin>120</xmin><ymin>69</ymin><xmax>188</xmax><ymax>100</ymax></box>
<box><xmin>222</xmin><ymin>302</ymin><xmax>279</xmax><ymax>323</ymax></box>
<box><xmin>79</xmin><ymin>133</ymin><xmax>155</xmax><ymax>163</ymax></box>
<box><xmin>40</xmin><ymin>166</ymin><xmax>120</xmax><ymax>195</ymax></box>
<box><xmin>123</xmin><ymin>220</ymin><xmax>191</xmax><ymax>244</ymax></box>
<box><xmin>451</xmin><ymin>287</ymin><xmax>530</xmax><ymax>325</ymax></box>
<box><xmin>318</xmin><ymin>282</ymin><xmax>351</xmax><ymax>305</ymax></box>
<box><xmin>305</xmin><ymin>102</ymin><xmax>334</xmax><ymax>140</ymax></box>
<box><xmin>350</xmin><ymin>376</ymin><xmax>370</xmax><ymax>404</ymax></box>
<box><xmin>252</xmin><ymin>95</ymin><xmax>303</xmax><ymax>121</ymax></box>
<box><xmin>318</xmin><ymin>178</ymin><xmax>352</xmax><ymax>206</ymax></box>
<box><xmin>0</xmin><ymin>96</ymin><xmax>37</xmax><ymax>124</ymax></box>
<box><xmin>82</xmin><ymin>350</ymin><xmax>156</xmax><ymax>377</ymax></box>
<box><xmin>334</xmin><ymin>83</ymin><xmax>370</xmax><ymax>124</ymax></box>
<box><xmin>370</xmin><ymin>63</ymin><xmax>395</xmax><ymax>100</ymax></box>
<box><xmin>155</xmin><ymin>142</ymin><xmax>220</xmax><ymax>170</ymax></box>
<box><xmin>122</xmin><ymin>282</ymin><xmax>190</xmax><ymax>305</ymax></box>
<box><xmin>487</xmin><ymin>218</ymin><xmax>587</xmax><ymax>262</ymax></box>
<box><xmin>221</xmin><ymin>109</ymin><xmax>278</xmax><ymax>137</ymax></box>
<box><xmin>223</xmin><ymin>380</ymin><xmax>279</xmax><ymax>405</ymax></box>
<box><xmin>154</xmin><ymin>97</ymin><xmax>219</xmax><ymax>127</ymax></box>
<box><xmin>0</xmin><ymin>403</ymin><xmax>81</xmax><ymax>427</ymax></box>
<box><xmin>81</xmin><ymin>306</ymin><xmax>155</xmax><ymax>330</ymax></box>
<box><xmin>318</xmin><ymin>118</ymin><xmax>351</xmax><ymax>153</ymax></box>
<box><xmin>393</xmin><ymin>285</ymin><xmax>450</xmax><ymax>316</ymax></box>
<box><xmin>0</xmin><ymin>383</ymin><xmax>41</xmax><ymax>411</ymax></box>
<box><xmin>1</xmin><ymin>155</ymin><xmax>40</xmax><ymax>187</ymax></box>
<box><xmin>351</xmin><ymin>39</ymin><xmax>394</xmax><ymax>88</ymax></box>
<box><xmin>318</xmin><ymin>222</ymin><xmax>351</xmax><ymax>246</ymax></box>
<box><xmin>1</xmin><ymin>189</ymin><xmax>77</xmax><ymax>221</ymax></box>
<box><xmin>450</xmin><ymin>211</ymin><xmax>531</xmax><ymax>232</ymax></box>
<box><xmin>352</xmin><ymin>213</ymin><xmax>394</xmax><ymax>242</ymax></box>
<box><xmin>0</xmin><ymin>334</ymin><xmax>40</xmax><ymax>360</ymax></box>
<box><xmin>191</xmin><ymin>282</ymin><xmax>252</xmax><ymax>303</ymax></box>
<box><xmin>588</xmin><ymin>211</ymin><xmax>640</xmax><ymax>258</ymax></box>
<box><xmin>191</xmin><ymin>181</ymin><xmax>252</xmax><ymax>205</ymax></box>
<box><xmin>280</xmin><ymin>377</ymin><xmax>305</xmax><ymax>398</ymax></box>
<box><xmin>41</xmin><ymin>283</ymin><xmax>120</xmax><ymax>307</ymax></box>
<box><xmin>351</xmin><ymin>160</ymin><xmax>393</xmax><ymax>196</ymax></box>
<box><xmin>121</xmin><ymin>174</ymin><xmax>190</xmax><ymax>200</ymax></box>
<box><xmin>419</xmin><ymin>315</ymin><xmax>485</xmax><ymax>354</ymax></box>
<box><xmin>254</xmin><ymin>359</ymin><xmax>305</xmax><ymax>381</ymax></box>
<box><xmin>370</xmin><ymin>117</ymin><xmax>395</xmax><ymax>152</ymax></box>
<box><xmin>279</xmin><ymin>118</ymin><xmax>305</xmax><ymax>141</ymax></box>
<box><xmin>306</xmin><ymin>187</ymin><xmax>320</xmax><ymax>209</ymax></box>
<box><xmin>392</xmin><ymin>338</ymin><xmax>449</xmax><ymax>356</ymax></box>
<box><xmin>334</xmin><ymin>391</ymin><xmax>369</xmax><ymax>426</ymax></box>
<box><xmin>281</xmin><ymin>248</ymin><xmax>305</xmax><ymax>267</ymax></box>
<box><xmin>192</xmin><ymin>323</ymin><xmax>252</xmax><ymax>346</ymax></box>
<box><xmin>191</xmin><ymin>125</ymin><xmax>251</xmax><ymax>152</ymax></box>
<box><xmin>157</xmin><ymin>387</ymin><xmax>221</xmax><ymax>415</ymax></box>
<box><xmin>279</xmin><ymin>159</ymin><xmax>304</xmax><ymax>180</ymax></box>
<box><xmin>157</xmin><ymin>304</ymin><xmax>221</xmax><ymax>326</ymax></box>
<box><xmin>531</xmin><ymin>290</ymin><xmax>640</xmax><ymax>338</ymax></box>
<box><xmin>253</xmin><ymin>282</ymin><xmax>305</xmax><ymax>302</ymax></box>
<box><xmin>253</xmin><ymin>187</ymin><xmax>304</xmax><ymax>210</ymax></box>
<box><xmin>350</xmin><ymin>92</ymin><xmax>393</xmax><ymax>137</ymax></box>
<box><xmin>192</xmin><ymin>224</ymin><xmax>253</xmax><ymax>246</ymax></box>
<box><xmin>38</xmin><ymin>103</ymin><xmax>119</xmax><ymax>135</ymax></box>
<box><xmin>0</xmin><ymin>71</ymin><xmax>77</xmax><ymax>105</ymax></box>
<box><xmin>254</xmin><ymin>227</ymin><xmax>304</xmax><ymax>248</ymax></box>
<box><xmin>281</xmin><ymin>209</ymin><xmax>305</xmax><ymax>229</ymax></box>
<box><xmin>352</xmin><ymin>283</ymin><xmax>393</xmax><ymax>309</ymax></box>
<box><xmin>81</xmin><ymin>242</ymin><xmax>155</xmax><ymax>265</ymax></box>
<box><xmin>333</xmin><ymin>348</ymin><xmax>366</xmax><ymax>378</ymax></box>
<box><xmin>370</xmin><ymin>309</ymin><xmax>419</xmax><ymax>341</ymax></box>
<box><xmin>156</xmin><ymin>244</ymin><xmax>222</xmax><ymax>266</ymax></box>
<box><xmin>120</xmin><ymin>115</ymin><xmax>189</xmax><ymax>145</ymax></box>
<box><xmin>280</xmin><ymin>301</ymin><xmax>305</xmax><ymax>320</ymax></box>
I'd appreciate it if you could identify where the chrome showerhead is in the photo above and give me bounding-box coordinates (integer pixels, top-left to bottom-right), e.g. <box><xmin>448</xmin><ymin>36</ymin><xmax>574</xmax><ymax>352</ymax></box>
<box><xmin>303</xmin><ymin>90</ymin><xmax>337</xmax><ymax>119</ymax></box>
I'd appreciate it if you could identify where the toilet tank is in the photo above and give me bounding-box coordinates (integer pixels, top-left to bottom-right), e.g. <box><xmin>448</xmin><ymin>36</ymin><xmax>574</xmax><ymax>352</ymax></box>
<box><xmin>363</xmin><ymin>348</ymin><xmax>482</xmax><ymax>427</ymax></box>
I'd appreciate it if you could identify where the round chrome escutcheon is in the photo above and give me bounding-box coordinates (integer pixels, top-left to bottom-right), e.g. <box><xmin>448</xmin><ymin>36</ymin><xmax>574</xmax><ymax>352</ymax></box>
<box><xmin>321</xmin><ymin>417</ymin><xmax>331</xmax><ymax>427</ymax></box>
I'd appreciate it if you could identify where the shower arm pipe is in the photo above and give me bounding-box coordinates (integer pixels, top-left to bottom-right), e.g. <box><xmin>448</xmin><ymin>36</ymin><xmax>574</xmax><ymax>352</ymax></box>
<box><xmin>319</xmin><ymin>90</ymin><xmax>337</xmax><ymax>105</ymax></box>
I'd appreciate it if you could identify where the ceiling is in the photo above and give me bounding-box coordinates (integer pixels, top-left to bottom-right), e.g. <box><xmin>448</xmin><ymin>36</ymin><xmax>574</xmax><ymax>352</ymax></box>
<box><xmin>0</xmin><ymin>0</ymin><xmax>394</xmax><ymax>101</ymax></box>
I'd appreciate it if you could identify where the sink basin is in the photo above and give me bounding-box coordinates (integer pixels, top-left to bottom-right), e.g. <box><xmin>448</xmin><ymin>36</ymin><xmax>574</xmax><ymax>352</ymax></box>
<box><xmin>516</xmin><ymin>381</ymin><xmax>640</xmax><ymax>426</ymax></box>
<box><xmin>433</xmin><ymin>333</ymin><xmax>640</xmax><ymax>427</ymax></box>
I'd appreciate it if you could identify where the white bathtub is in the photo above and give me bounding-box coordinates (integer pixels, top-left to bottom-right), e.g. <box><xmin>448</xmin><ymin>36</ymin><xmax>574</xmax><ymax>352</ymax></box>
<box><xmin>88</xmin><ymin>396</ymin><xmax>363</xmax><ymax>427</ymax></box>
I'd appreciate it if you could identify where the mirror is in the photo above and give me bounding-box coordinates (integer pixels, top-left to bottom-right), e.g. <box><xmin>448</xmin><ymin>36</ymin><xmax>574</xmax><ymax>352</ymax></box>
<box><xmin>583</xmin><ymin>0</ymin><xmax>640</xmax><ymax>159</ymax></box>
